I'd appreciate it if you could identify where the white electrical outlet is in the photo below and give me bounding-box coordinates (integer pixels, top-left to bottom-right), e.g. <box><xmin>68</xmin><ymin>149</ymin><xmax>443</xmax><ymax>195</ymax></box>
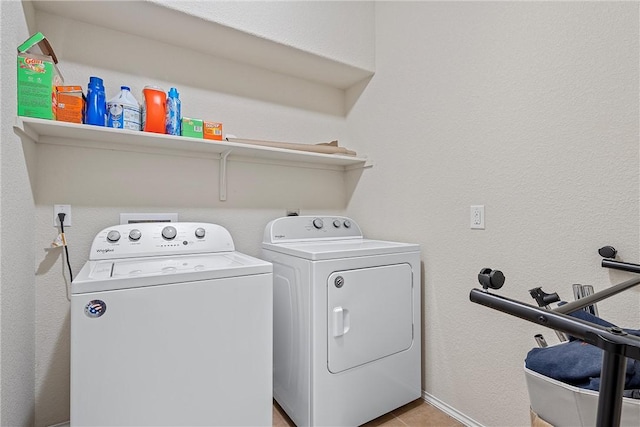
<box><xmin>470</xmin><ymin>205</ymin><xmax>484</xmax><ymax>229</ymax></box>
<box><xmin>54</xmin><ymin>204</ymin><xmax>72</xmax><ymax>227</ymax></box>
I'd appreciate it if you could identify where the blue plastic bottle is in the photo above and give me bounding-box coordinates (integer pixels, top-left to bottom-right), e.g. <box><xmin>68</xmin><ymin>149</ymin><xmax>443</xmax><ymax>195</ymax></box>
<box><xmin>165</xmin><ymin>87</ymin><xmax>181</xmax><ymax>135</ymax></box>
<box><xmin>86</xmin><ymin>76</ymin><xmax>107</xmax><ymax>126</ymax></box>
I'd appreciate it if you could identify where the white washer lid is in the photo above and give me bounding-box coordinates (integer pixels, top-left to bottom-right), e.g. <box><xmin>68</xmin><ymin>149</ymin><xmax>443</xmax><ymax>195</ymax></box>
<box><xmin>262</xmin><ymin>238</ymin><xmax>419</xmax><ymax>261</ymax></box>
<box><xmin>72</xmin><ymin>251</ymin><xmax>272</xmax><ymax>294</ymax></box>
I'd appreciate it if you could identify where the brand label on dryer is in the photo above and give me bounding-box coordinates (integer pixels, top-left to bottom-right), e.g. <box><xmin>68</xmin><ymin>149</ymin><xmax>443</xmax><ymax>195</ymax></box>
<box><xmin>85</xmin><ymin>300</ymin><xmax>107</xmax><ymax>318</ymax></box>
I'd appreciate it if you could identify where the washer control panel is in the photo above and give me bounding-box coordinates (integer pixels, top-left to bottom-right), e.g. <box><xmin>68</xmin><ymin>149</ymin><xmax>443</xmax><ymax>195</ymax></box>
<box><xmin>263</xmin><ymin>216</ymin><xmax>362</xmax><ymax>243</ymax></box>
<box><xmin>90</xmin><ymin>222</ymin><xmax>235</xmax><ymax>260</ymax></box>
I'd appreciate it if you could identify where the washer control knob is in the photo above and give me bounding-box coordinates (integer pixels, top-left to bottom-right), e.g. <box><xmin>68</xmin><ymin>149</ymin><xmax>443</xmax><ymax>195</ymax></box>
<box><xmin>333</xmin><ymin>220</ymin><xmax>341</xmax><ymax>228</ymax></box>
<box><xmin>312</xmin><ymin>218</ymin><xmax>324</xmax><ymax>229</ymax></box>
<box><xmin>195</xmin><ymin>227</ymin><xmax>206</xmax><ymax>238</ymax></box>
<box><xmin>162</xmin><ymin>226</ymin><xmax>177</xmax><ymax>240</ymax></box>
<box><xmin>343</xmin><ymin>220</ymin><xmax>351</xmax><ymax>228</ymax></box>
<box><xmin>106</xmin><ymin>230</ymin><xmax>121</xmax><ymax>243</ymax></box>
<box><xmin>128</xmin><ymin>229</ymin><xmax>142</xmax><ymax>241</ymax></box>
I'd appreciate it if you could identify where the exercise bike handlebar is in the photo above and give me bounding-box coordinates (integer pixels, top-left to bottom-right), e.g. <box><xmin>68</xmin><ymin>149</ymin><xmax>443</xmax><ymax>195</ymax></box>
<box><xmin>602</xmin><ymin>258</ymin><xmax>640</xmax><ymax>274</ymax></box>
<box><xmin>469</xmin><ymin>288</ymin><xmax>640</xmax><ymax>361</ymax></box>
<box><xmin>472</xmin><ymin>258</ymin><xmax>640</xmax><ymax>427</ymax></box>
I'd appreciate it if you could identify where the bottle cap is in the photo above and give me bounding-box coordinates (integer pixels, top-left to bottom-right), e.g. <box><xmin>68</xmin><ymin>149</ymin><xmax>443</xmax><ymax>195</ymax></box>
<box><xmin>89</xmin><ymin>76</ymin><xmax>103</xmax><ymax>86</ymax></box>
<box><xmin>168</xmin><ymin>87</ymin><xmax>179</xmax><ymax>98</ymax></box>
<box><xmin>121</xmin><ymin>86</ymin><xmax>130</xmax><ymax>91</ymax></box>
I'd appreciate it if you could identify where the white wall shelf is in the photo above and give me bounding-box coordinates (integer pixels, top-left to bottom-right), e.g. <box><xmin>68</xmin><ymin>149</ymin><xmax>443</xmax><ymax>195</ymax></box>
<box><xmin>29</xmin><ymin>0</ymin><xmax>374</xmax><ymax>91</ymax></box>
<box><xmin>14</xmin><ymin>116</ymin><xmax>370</xmax><ymax>201</ymax></box>
<box><xmin>20</xmin><ymin>2</ymin><xmax>373</xmax><ymax>202</ymax></box>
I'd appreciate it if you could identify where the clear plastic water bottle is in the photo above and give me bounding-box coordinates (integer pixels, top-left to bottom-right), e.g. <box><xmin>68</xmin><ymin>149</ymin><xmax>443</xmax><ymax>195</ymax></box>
<box><xmin>107</xmin><ymin>86</ymin><xmax>141</xmax><ymax>131</ymax></box>
<box><xmin>85</xmin><ymin>76</ymin><xmax>106</xmax><ymax>126</ymax></box>
<box><xmin>165</xmin><ymin>87</ymin><xmax>181</xmax><ymax>136</ymax></box>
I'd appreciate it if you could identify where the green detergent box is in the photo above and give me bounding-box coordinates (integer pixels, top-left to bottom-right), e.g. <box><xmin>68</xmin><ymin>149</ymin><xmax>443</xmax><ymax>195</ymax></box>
<box><xmin>181</xmin><ymin>117</ymin><xmax>203</xmax><ymax>138</ymax></box>
<box><xmin>17</xmin><ymin>32</ymin><xmax>64</xmax><ymax>120</ymax></box>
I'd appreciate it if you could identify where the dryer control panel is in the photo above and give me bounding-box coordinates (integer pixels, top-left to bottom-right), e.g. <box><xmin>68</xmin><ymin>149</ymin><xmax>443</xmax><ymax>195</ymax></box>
<box><xmin>263</xmin><ymin>216</ymin><xmax>363</xmax><ymax>243</ymax></box>
<box><xmin>90</xmin><ymin>222</ymin><xmax>235</xmax><ymax>260</ymax></box>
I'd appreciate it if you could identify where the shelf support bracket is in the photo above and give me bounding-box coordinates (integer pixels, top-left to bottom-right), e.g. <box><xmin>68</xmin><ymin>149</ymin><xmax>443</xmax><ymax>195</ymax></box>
<box><xmin>13</xmin><ymin>117</ymin><xmax>39</xmax><ymax>142</ymax></box>
<box><xmin>219</xmin><ymin>150</ymin><xmax>232</xmax><ymax>201</ymax></box>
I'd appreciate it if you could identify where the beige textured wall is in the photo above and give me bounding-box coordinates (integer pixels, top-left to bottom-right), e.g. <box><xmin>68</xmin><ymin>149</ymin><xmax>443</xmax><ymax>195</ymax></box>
<box><xmin>346</xmin><ymin>2</ymin><xmax>640</xmax><ymax>426</ymax></box>
<box><xmin>1</xmin><ymin>1</ymin><xmax>36</xmax><ymax>426</ymax></box>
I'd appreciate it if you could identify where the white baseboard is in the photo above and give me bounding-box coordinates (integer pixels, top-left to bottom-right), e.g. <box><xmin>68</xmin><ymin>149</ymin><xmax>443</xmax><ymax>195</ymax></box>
<box><xmin>53</xmin><ymin>395</ymin><xmax>474</xmax><ymax>427</ymax></box>
<box><xmin>422</xmin><ymin>390</ymin><xmax>484</xmax><ymax>427</ymax></box>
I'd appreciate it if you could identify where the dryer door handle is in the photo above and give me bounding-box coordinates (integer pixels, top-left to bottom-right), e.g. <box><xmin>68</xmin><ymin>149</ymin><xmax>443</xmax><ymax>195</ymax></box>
<box><xmin>332</xmin><ymin>306</ymin><xmax>350</xmax><ymax>337</ymax></box>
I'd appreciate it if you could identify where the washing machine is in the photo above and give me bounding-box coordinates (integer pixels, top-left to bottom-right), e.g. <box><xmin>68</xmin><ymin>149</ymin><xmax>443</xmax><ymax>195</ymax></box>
<box><xmin>262</xmin><ymin>215</ymin><xmax>421</xmax><ymax>426</ymax></box>
<box><xmin>71</xmin><ymin>222</ymin><xmax>272</xmax><ymax>426</ymax></box>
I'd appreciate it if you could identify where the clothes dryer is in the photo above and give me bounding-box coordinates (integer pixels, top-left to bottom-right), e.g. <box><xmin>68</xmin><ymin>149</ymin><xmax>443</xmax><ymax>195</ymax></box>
<box><xmin>71</xmin><ymin>222</ymin><xmax>272</xmax><ymax>426</ymax></box>
<box><xmin>262</xmin><ymin>216</ymin><xmax>421</xmax><ymax>426</ymax></box>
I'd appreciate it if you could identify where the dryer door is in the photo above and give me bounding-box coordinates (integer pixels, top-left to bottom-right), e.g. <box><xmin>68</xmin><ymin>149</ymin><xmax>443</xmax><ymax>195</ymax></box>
<box><xmin>327</xmin><ymin>263</ymin><xmax>413</xmax><ymax>373</ymax></box>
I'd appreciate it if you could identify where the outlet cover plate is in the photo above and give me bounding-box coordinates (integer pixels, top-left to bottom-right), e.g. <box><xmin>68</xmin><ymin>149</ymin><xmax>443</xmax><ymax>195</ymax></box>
<box><xmin>471</xmin><ymin>205</ymin><xmax>485</xmax><ymax>229</ymax></box>
<box><xmin>53</xmin><ymin>204</ymin><xmax>71</xmax><ymax>227</ymax></box>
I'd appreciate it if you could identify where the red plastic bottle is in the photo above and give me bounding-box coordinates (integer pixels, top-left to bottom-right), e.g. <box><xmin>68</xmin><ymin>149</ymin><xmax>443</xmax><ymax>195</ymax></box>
<box><xmin>141</xmin><ymin>86</ymin><xmax>166</xmax><ymax>133</ymax></box>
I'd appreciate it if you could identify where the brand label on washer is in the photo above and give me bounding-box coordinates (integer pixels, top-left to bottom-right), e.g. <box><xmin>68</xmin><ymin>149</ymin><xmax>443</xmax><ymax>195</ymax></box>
<box><xmin>85</xmin><ymin>300</ymin><xmax>107</xmax><ymax>318</ymax></box>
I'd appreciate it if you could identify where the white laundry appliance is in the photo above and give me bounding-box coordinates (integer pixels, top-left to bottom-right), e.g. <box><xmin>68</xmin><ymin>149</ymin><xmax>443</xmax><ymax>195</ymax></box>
<box><xmin>262</xmin><ymin>216</ymin><xmax>422</xmax><ymax>426</ymax></box>
<box><xmin>71</xmin><ymin>222</ymin><xmax>272</xmax><ymax>426</ymax></box>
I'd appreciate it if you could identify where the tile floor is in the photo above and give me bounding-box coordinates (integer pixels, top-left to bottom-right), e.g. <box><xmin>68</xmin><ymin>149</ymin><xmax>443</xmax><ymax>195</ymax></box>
<box><xmin>272</xmin><ymin>398</ymin><xmax>464</xmax><ymax>427</ymax></box>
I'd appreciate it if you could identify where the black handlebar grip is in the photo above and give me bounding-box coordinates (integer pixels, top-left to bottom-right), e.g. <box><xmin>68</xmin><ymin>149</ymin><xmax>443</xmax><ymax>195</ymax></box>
<box><xmin>528</xmin><ymin>287</ymin><xmax>560</xmax><ymax>307</ymax></box>
<box><xmin>598</xmin><ymin>246</ymin><xmax>617</xmax><ymax>259</ymax></box>
<box><xmin>478</xmin><ymin>268</ymin><xmax>505</xmax><ymax>290</ymax></box>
